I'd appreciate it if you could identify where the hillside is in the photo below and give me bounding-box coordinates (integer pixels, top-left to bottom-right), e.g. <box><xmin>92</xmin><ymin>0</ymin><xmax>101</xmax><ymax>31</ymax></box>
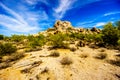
<box><xmin>0</xmin><ymin>20</ymin><xmax>120</xmax><ymax>80</ymax></box>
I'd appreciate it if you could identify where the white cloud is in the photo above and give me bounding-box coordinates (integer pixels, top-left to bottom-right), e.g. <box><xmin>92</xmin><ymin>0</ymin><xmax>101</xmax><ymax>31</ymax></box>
<box><xmin>25</xmin><ymin>0</ymin><xmax>37</xmax><ymax>5</ymax></box>
<box><xmin>54</xmin><ymin>0</ymin><xmax>76</xmax><ymax>19</ymax></box>
<box><xmin>104</xmin><ymin>12</ymin><xmax>120</xmax><ymax>16</ymax></box>
<box><xmin>0</xmin><ymin>2</ymin><xmax>48</xmax><ymax>33</ymax></box>
<box><xmin>0</xmin><ymin>14</ymin><xmax>38</xmax><ymax>32</ymax></box>
<box><xmin>94</xmin><ymin>22</ymin><xmax>106</xmax><ymax>27</ymax></box>
<box><xmin>25</xmin><ymin>0</ymin><xmax>49</xmax><ymax>5</ymax></box>
<box><xmin>77</xmin><ymin>20</ymin><xmax>94</xmax><ymax>26</ymax></box>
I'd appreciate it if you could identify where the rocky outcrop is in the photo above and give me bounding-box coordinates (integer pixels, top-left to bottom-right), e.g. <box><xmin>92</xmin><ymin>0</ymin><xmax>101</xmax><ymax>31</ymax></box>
<box><xmin>53</xmin><ymin>20</ymin><xmax>73</xmax><ymax>32</ymax></box>
<box><xmin>91</xmin><ymin>27</ymin><xmax>101</xmax><ymax>33</ymax></box>
<box><xmin>40</xmin><ymin>20</ymin><xmax>101</xmax><ymax>36</ymax></box>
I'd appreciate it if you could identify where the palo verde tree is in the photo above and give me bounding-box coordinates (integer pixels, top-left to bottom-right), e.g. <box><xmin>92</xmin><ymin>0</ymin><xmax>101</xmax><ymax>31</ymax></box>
<box><xmin>102</xmin><ymin>22</ymin><xmax>119</xmax><ymax>45</ymax></box>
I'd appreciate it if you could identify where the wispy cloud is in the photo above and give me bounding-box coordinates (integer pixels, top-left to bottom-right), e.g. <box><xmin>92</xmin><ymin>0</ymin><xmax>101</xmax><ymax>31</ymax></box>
<box><xmin>0</xmin><ymin>2</ymin><xmax>48</xmax><ymax>34</ymax></box>
<box><xmin>25</xmin><ymin>0</ymin><xmax>49</xmax><ymax>5</ymax></box>
<box><xmin>94</xmin><ymin>22</ymin><xmax>106</xmax><ymax>27</ymax></box>
<box><xmin>77</xmin><ymin>20</ymin><xmax>94</xmax><ymax>26</ymax></box>
<box><xmin>104</xmin><ymin>12</ymin><xmax>120</xmax><ymax>16</ymax></box>
<box><xmin>54</xmin><ymin>0</ymin><xmax>76</xmax><ymax>19</ymax></box>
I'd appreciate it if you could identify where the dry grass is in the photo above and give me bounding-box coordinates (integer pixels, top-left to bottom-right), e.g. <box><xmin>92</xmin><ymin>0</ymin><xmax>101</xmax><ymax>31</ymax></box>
<box><xmin>79</xmin><ymin>53</ymin><xmax>89</xmax><ymax>58</ymax></box>
<box><xmin>21</xmin><ymin>61</ymin><xmax>42</xmax><ymax>74</ymax></box>
<box><xmin>99</xmin><ymin>48</ymin><xmax>106</xmax><ymax>52</ymax></box>
<box><xmin>106</xmin><ymin>58</ymin><xmax>120</xmax><ymax>67</ymax></box>
<box><xmin>70</xmin><ymin>47</ymin><xmax>77</xmax><ymax>52</ymax></box>
<box><xmin>1</xmin><ymin>52</ymin><xmax>25</xmax><ymax>63</ymax></box>
<box><xmin>41</xmin><ymin>67</ymin><xmax>49</xmax><ymax>74</ymax></box>
<box><xmin>25</xmin><ymin>47</ymin><xmax>42</xmax><ymax>52</ymax></box>
<box><xmin>31</xmin><ymin>61</ymin><xmax>42</xmax><ymax>67</ymax></box>
<box><xmin>49</xmin><ymin>51</ymin><xmax>60</xmax><ymax>57</ymax></box>
<box><xmin>21</xmin><ymin>68</ymin><xmax>30</xmax><ymax>73</ymax></box>
<box><xmin>115</xmin><ymin>54</ymin><xmax>120</xmax><ymax>57</ymax></box>
<box><xmin>60</xmin><ymin>56</ymin><xmax>73</xmax><ymax>65</ymax></box>
<box><xmin>94</xmin><ymin>53</ymin><xmax>107</xmax><ymax>60</ymax></box>
<box><xmin>89</xmin><ymin>44</ymin><xmax>99</xmax><ymax>49</ymax></box>
<box><xmin>0</xmin><ymin>62</ymin><xmax>11</xmax><ymax>70</ymax></box>
<box><xmin>6</xmin><ymin>53</ymin><xmax>24</xmax><ymax>62</ymax></box>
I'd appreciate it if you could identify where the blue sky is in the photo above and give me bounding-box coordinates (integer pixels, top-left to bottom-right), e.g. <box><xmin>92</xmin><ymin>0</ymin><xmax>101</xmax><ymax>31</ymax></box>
<box><xmin>0</xmin><ymin>0</ymin><xmax>120</xmax><ymax>36</ymax></box>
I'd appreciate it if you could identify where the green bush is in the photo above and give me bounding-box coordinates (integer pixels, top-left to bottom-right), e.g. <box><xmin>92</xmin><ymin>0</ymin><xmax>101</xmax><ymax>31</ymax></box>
<box><xmin>94</xmin><ymin>34</ymin><xmax>103</xmax><ymax>42</ymax></box>
<box><xmin>3</xmin><ymin>36</ymin><xmax>10</xmax><ymax>41</ymax></box>
<box><xmin>115</xmin><ymin>21</ymin><xmax>120</xmax><ymax>30</ymax></box>
<box><xmin>70</xmin><ymin>33</ymin><xmax>85</xmax><ymax>40</ymax></box>
<box><xmin>27</xmin><ymin>34</ymin><xmax>46</xmax><ymax>48</ymax></box>
<box><xmin>117</xmin><ymin>39</ymin><xmax>120</xmax><ymax>45</ymax></box>
<box><xmin>0</xmin><ymin>34</ymin><xmax>4</xmax><ymax>40</ymax></box>
<box><xmin>102</xmin><ymin>22</ymin><xmax>119</xmax><ymax>45</ymax></box>
<box><xmin>50</xmin><ymin>33</ymin><xmax>69</xmax><ymax>48</ymax></box>
<box><xmin>10</xmin><ymin>34</ymin><xmax>26</xmax><ymax>42</ymax></box>
<box><xmin>84</xmin><ymin>34</ymin><xmax>96</xmax><ymax>42</ymax></box>
<box><xmin>0</xmin><ymin>43</ymin><xmax>17</xmax><ymax>56</ymax></box>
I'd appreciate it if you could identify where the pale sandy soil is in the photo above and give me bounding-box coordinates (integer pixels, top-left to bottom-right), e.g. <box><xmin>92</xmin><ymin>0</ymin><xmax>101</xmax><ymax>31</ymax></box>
<box><xmin>0</xmin><ymin>46</ymin><xmax>120</xmax><ymax>80</ymax></box>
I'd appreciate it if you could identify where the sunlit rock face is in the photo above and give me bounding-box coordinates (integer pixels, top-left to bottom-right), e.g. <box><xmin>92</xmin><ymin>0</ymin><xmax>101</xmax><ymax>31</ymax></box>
<box><xmin>39</xmin><ymin>20</ymin><xmax>101</xmax><ymax>37</ymax></box>
<box><xmin>53</xmin><ymin>20</ymin><xmax>73</xmax><ymax>32</ymax></box>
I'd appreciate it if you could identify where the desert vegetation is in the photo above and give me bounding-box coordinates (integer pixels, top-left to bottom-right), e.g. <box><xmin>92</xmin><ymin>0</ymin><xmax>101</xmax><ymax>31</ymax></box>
<box><xmin>49</xmin><ymin>51</ymin><xmax>60</xmax><ymax>57</ymax></box>
<box><xmin>0</xmin><ymin>43</ymin><xmax>17</xmax><ymax>56</ymax></box>
<box><xmin>94</xmin><ymin>53</ymin><xmax>107</xmax><ymax>60</ymax></box>
<box><xmin>0</xmin><ymin>21</ymin><xmax>120</xmax><ymax>55</ymax></box>
<box><xmin>60</xmin><ymin>56</ymin><xmax>73</xmax><ymax>65</ymax></box>
<box><xmin>0</xmin><ymin>20</ymin><xmax>120</xmax><ymax>80</ymax></box>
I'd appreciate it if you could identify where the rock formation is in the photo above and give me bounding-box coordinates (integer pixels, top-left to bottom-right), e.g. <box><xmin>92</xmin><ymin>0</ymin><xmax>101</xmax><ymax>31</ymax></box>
<box><xmin>39</xmin><ymin>20</ymin><xmax>101</xmax><ymax>36</ymax></box>
<box><xmin>53</xmin><ymin>20</ymin><xmax>73</xmax><ymax>32</ymax></box>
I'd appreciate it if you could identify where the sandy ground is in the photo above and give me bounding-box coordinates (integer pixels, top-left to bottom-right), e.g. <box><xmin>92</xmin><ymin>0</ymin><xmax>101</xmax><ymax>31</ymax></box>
<box><xmin>0</xmin><ymin>46</ymin><xmax>120</xmax><ymax>80</ymax></box>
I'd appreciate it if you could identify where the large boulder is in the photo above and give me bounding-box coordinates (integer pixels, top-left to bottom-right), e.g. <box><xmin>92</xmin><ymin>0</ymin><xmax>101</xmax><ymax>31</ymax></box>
<box><xmin>53</xmin><ymin>20</ymin><xmax>73</xmax><ymax>32</ymax></box>
<box><xmin>91</xmin><ymin>27</ymin><xmax>101</xmax><ymax>33</ymax></box>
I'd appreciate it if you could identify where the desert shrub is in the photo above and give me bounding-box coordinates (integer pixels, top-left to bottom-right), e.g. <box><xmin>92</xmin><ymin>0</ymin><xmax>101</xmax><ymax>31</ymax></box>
<box><xmin>99</xmin><ymin>48</ymin><xmax>106</xmax><ymax>52</ymax></box>
<box><xmin>27</xmin><ymin>34</ymin><xmax>46</xmax><ymax>48</ymax></box>
<box><xmin>27</xmin><ymin>35</ymin><xmax>34</xmax><ymax>41</ymax></box>
<box><xmin>21</xmin><ymin>68</ymin><xmax>31</xmax><ymax>73</ymax></box>
<box><xmin>0</xmin><ymin>34</ymin><xmax>4</xmax><ymax>40</ymax></box>
<box><xmin>70</xmin><ymin>47</ymin><xmax>77</xmax><ymax>52</ymax></box>
<box><xmin>49</xmin><ymin>51</ymin><xmax>60</xmax><ymax>57</ymax></box>
<box><xmin>117</xmin><ymin>39</ymin><xmax>120</xmax><ymax>45</ymax></box>
<box><xmin>70</xmin><ymin>33</ymin><xmax>85</xmax><ymax>40</ymax></box>
<box><xmin>102</xmin><ymin>22</ymin><xmax>119</xmax><ymax>45</ymax></box>
<box><xmin>41</xmin><ymin>67</ymin><xmax>49</xmax><ymax>74</ymax></box>
<box><xmin>50</xmin><ymin>33</ymin><xmax>69</xmax><ymax>48</ymax></box>
<box><xmin>89</xmin><ymin>44</ymin><xmax>99</xmax><ymax>49</ymax></box>
<box><xmin>115</xmin><ymin>54</ymin><xmax>120</xmax><ymax>57</ymax></box>
<box><xmin>28</xmin><ymin>39</ymin><xmax>42</xmax><ymax>48</ymax></box>
<box><xmin>79</xmin><ymin>53</ymin><xmax>89</xmax><ymax>58</ymax></box>
<box><xmin>3</xmin><ymin>36</ymin><xmax>10</xmax><ymax>41</ymax></box>
<box><xmin>77</xmin><ymin>40</ymin><xmax>85</xmax><ymax>47</ymax></box>
<box><xmin>84</xmin><ymin>34</ymin><xmax>96</xmax><ymax>42</ymax></box>
<box><xmin>10</xmin><ymin>34</ymin><xmax>26</xmax><ymax>42</ymax></box>
<box><xmin>31</xmin><ymin>61</ymin><xmax>42</xmax><ymax>66</ymax></box>
<box><xmin>7</xmin><ymin>52</ymin><xmax>25</xmax><ymax>62</ymax></box>
<box><xmin>60</xmin><ymin>56</ymin><xmax>73</xmax><ymax>65</ymax></box>
<box><xmin>25</xmin><ymin>47</ymin><xmax>42</xmax><ymax>52</ymax></box>
<box><xmin>106</xmin><ymin>58</ymin><xmax>120</xmax><ymax>67</ymax></box>
<box><xmin>1</xmin><ymin>52</ymin><xmax>25</xmax><ymax>62</ymax></box>
<box><xmin>94</xmin><ymin>33</ymin><xmax>103</xmax><ymax>43</ymax></box>
<box><xmin>115</xmin><ymin>20</ymin><xmax>120</xmax><ymax>30</ymax></box>
<box><xmin>94</xmin><ymin>53</ymin><xmax>107</xmax><ymax>59</ymax></box>
<box><xmin>0</xmin><ymin>43</ymin><xmax>17</xmax><ymax>56</ymax></box>
<box><xmin>0</xmin><ymin>62</ymin><xmax>11</xmax><ymax>70</ymax></box>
